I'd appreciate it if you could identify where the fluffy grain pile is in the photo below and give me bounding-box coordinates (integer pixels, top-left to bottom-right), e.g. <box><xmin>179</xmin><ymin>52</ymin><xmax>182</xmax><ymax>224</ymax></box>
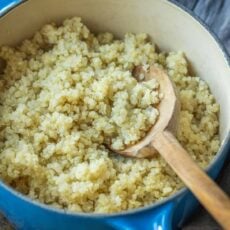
<box><xmin>0</xmin><ymin>17</ymin><xmax>220</xmax><ymax>213</ymax></box>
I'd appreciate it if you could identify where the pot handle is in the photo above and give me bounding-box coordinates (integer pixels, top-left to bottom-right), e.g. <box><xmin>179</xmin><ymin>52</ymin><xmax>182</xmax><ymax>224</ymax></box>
<box><xmin>0</xmin><ymin>0</ymin><xmax>25</xmax><ymax>16</ymax></box>
<box><xmin>107</xmin><ymin>202</ymin><xmax>176</xmax><ymax>230</ymax></box>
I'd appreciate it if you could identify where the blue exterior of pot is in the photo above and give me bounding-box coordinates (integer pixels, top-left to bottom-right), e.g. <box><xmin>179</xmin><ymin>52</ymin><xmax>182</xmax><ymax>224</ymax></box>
<box><xmin>0</xmin><ymin>1</ymin><xmax>229</xmax><ymax>229</ymax></box>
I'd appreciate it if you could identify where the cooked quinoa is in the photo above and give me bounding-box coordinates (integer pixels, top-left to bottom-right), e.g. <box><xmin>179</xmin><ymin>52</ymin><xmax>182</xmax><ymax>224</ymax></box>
<box><xmin>0</xmin><ymin>17</ymin><xmax>220</xmax><ymax>213</ymax></box>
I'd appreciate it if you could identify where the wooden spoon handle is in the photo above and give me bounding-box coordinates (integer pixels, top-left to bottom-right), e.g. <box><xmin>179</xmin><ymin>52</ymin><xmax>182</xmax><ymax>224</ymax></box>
<box><xmin>152</xmin><ymin>130</ymin><xmax>230</xmax><ymax>229</ymax></box>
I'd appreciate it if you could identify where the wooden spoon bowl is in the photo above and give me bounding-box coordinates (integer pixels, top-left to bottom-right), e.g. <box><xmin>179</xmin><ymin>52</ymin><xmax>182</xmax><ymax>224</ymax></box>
<box><xmin>119</xmin><ymin>65</ymin><xmax>180</xmax><ymax>158</ymax></box>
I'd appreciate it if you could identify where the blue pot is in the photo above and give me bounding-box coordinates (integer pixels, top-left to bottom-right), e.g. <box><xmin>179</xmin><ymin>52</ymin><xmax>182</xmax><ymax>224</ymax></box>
<box><xmin>0</xmin><ymin>0</ymin><xmax>229</xmax><ymax>229</ymax></box>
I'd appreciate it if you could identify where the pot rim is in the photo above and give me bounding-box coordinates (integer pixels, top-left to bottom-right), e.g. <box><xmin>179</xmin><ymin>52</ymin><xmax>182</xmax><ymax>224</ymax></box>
<box><xmin>0</xmin><ymin>0</ymin><xmax>230</xmax><ymax>219</ymax></box>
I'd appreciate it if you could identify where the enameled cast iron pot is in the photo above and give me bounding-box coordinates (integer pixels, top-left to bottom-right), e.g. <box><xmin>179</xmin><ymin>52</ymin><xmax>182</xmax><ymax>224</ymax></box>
<box><xmin>0</xmin><ymin>0</ymin><xmax>229</xmax><ymax>229</ymax></box>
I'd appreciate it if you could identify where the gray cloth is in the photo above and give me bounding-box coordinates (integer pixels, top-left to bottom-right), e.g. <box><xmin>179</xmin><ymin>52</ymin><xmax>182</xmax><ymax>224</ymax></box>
<box><xmin>172</xmin><ymin>1</ymin><xmax>230</xmax><ymax>229</ymax></box>
<box><xmin>1</xmin><ymin>0</ymin><xmax>230</xmax><ymax>229</ymax></box>
<box><xmin>173</xmin><ymin>0</ymin><xmax>230</xmax><ymax>56</ymax></box>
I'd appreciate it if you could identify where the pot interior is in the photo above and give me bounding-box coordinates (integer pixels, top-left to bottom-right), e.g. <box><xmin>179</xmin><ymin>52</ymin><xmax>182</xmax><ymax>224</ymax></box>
<box><xmin>0</xmin><ymin>0</ymin><xmax>229</xmax><ymax>147</ymax></box>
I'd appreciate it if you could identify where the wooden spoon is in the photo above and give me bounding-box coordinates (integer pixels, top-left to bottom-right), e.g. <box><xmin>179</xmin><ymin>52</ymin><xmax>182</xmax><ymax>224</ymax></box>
<box><xmin>113</xmin><ymin>65</ymin><xmax>230</xmax><ymax>229</ymax></box>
